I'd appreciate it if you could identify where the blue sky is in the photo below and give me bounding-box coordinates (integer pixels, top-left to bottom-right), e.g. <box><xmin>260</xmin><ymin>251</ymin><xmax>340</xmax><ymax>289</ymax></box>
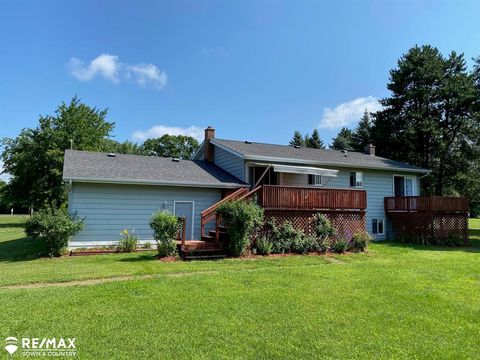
<box><xmin>1</xmin><ymin>0</ymin><xmax>479</xmax><ymax>175</ymax></box>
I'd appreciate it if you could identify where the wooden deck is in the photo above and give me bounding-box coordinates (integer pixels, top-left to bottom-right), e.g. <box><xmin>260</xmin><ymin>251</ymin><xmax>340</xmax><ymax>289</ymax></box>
<box><xmin>259</xmin><ymin>185</ymin><xmax>367</xmax><ymax>210</ymax></box>
<box><xmin>384</xmin><ymin>196</ymin><xmax>468</xmax><ymax>214</ymax></box>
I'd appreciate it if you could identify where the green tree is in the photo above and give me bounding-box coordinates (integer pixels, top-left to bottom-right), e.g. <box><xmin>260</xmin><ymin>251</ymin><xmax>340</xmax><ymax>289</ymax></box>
<box><xmin>372</xmin><ymin>45</ymin><xmax>480</xmax><ymax>195</ymax></box>
<box><xmin>306</xmin><ymin>129</ymin><xmax>325</xmax><ymax>149</ymax></box>
<box><xmin>0</xmin><ymin>180</ymin><xmax>8</xmax><ymax>213</ymax></box>
<box><xmin>1</xmin><ymin>96</ymin><xmax>115</xmax><ymax>209</ymax></box>
<box><xmin>141</xmin><ymin>134</ymin><xmax>199</xmax><ymax>159</ymax></box>
<box><xmin>330</xmin><ymin>127</ymin><xmax>354</xmax><ymax>150</ymax></box>
<box><xmin>351</xmin><ymin>109</ymin><xmax>373</xmax><ymax>152</ymax></box>
<box><xmin>101</xmin><ymin>139</ymin><xmax>144</xmax><ymax>155</ymax></box>
<box><xmin>289</xmin><ymin>131</ymin><xmax>304</xmax><ymax>147</ymax></box>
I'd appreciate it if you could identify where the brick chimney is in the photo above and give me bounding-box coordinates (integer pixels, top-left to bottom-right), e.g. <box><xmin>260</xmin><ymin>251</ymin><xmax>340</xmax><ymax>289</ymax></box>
<box><xmin>364</xmin><ymin>144</ymin><xmax>375</xmax><ymax>156</ymax></box>
<box><xmin>204</xmin><ymin>126</ymin><xmax>215</xmax><ymax>162</ymax></box>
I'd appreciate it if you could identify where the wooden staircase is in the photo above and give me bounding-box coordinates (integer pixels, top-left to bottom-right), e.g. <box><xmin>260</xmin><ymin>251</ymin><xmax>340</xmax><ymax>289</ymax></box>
<box><xmin>178</xmin><ymin>187</ymin><xmax>262</xmax><ymax>260</ymax></box>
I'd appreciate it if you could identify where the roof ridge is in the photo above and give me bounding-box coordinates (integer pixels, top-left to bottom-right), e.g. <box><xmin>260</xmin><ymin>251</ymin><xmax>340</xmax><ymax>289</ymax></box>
<box><xmin>65</xmin><ymin>149</ymin><xmax>199</xmax><ymax>162</ymax></box>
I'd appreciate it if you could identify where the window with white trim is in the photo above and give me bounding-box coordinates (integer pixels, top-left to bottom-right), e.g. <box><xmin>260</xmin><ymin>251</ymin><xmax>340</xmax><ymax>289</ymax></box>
<box><xmin>350</xmin><ymin>171</ymin><xmax>363</xmax><ymax>188</ymax></box>
<box><xmin>372</xmin><ymin>218</ymin><xmax>384</xmax><ymax>235</ymax></box>
<box><xmin>308</xmin><ymin>174</ymin><xmax>323</xmax><ymax>186</ymax></box>
<box><xmin>394</xmin><ymin>175</ymin><xmax>415</xmax><ymax>196</ymax></box>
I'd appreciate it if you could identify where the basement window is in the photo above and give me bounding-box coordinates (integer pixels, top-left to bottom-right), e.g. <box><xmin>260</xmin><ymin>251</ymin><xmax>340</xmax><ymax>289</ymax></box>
<box><xmin>372</xmin><ymin>219</ymin><xmax>384</xmax><ymax>235</ymax></box>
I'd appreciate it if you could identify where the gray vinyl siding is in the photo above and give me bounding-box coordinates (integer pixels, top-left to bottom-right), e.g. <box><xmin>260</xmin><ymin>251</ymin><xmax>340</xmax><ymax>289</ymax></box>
<box><xmin>68</xmin><ymin>182</ymin><xmax>221</xmax><ymax>247</ymax></box>
<box><xmin>214</xmin><ymin>146</ymin><xmax>245</xmax><ymax>181</ymax></box>
<box><xmin>277</xmin><ymin>168</ymin><xmax>420</xmax><ymax>240</ymax></box>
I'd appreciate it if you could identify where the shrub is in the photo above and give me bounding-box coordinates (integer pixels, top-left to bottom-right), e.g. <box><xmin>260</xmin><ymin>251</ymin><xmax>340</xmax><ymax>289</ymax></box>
<box><xmin>216</xmin><ymin>200</ymin><xmax>264</xmax><ymax>257</ymax></box>
<box><xmin>317</xmin><ymin>237</ymin><xmax>331</xmax><ymax>253</ymax></box>
<box><xmin>149</xmin><ymin>211</ymin><xmax>179</xmax><ymax>257</ymax></box>
<box><xmin>350</xmin><ymin>232</ymin><xmax>372</xmax><ymax>252</ymax></box>
<box><xmin>291</xmin><ymin>235</ymin><xmax>318</xmax><ymax>254</ymax></box>
<box><xmin>157</xmin><ymin>241</ymin><xmax>178</xmax><ymax>258</ymax></box>
<box><xmin>25</xmin><ymin>207</ymin><xmax>83</xmax><ymax>257</ymax></box>
<box><xmin>313</xmin><ymin>214</ymin><xmax>335</xmax><ymax>240</ymax></box>
<box><xmin>332</xmin><ymin>238</ymin><xmax>349</xmax><ymax>254</ymax></box>
<box><xmin>143</xmin><ymin>241</ymin><xmax>152</xmax><ymax>249</ymax></box>
<box><xmin>254</xmin><ymin>236</ymin><xmax>273</xmax><ymax>255</ymax></box>
<box><xmin>270</xmin><ymin>221</ymin><xmax>303</xmax><ymax>254</ymax></box>
<box><xmin>118</xmin><ymin>229</ymin><xmax>138</xmax><ymax>252</ymax></box>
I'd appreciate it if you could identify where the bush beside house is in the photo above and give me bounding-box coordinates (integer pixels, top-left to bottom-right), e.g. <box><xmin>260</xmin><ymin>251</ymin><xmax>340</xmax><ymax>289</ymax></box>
<box><xmin>217</xmin><ymin>200</ymin><xmax>372</xmax><ymax>257</ymax></box>
<box><xmin>25</xmin><ymin>207</ymin><xmax>84</xmax><ymax>257</ymax></box>
<box><xmin>149</xmin><ymin>211</ymin><xmax>179</xmax><ymax>257</ymax></box>
<box><xmin>216</xmin><ymin>200</ymin><xmax>264</xmax><ymax>256</ymax></box>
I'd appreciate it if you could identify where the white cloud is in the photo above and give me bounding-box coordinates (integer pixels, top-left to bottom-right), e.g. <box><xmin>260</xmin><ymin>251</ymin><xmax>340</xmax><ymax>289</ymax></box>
<box><xmin>68</xmin><ymin>54</ymin><xmax>167</xmax><ymax>90</ymax></box>
<box><xmin>126</xmin><ymin>64</ymin><xmax>167</xmax><ymax>90</ymax></box>
<box><xmin>69</xmin><ymin>54</ymin><xmax>120</xmax><ymax>83</ymax></box>
<box><xmin>132</xmin><ymin>125</ymin><xmax>203</xmax><ymax>142</ymax></box>
<box><xmin>318</xmin><ymin>96</ymin><xmax>382</xmax><ymax>129</ymax></box>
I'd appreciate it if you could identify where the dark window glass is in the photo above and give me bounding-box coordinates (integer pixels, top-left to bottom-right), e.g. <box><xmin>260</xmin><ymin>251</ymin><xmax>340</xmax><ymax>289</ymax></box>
<box><xmin>394</xmin><ymin>176</ymin><xmax>405</xmax><ymax>196</ymax></box>
<box><xmin>372</xmin><ymin>219</ymin><xmax>378</xmax><ymax>234</ymax></box>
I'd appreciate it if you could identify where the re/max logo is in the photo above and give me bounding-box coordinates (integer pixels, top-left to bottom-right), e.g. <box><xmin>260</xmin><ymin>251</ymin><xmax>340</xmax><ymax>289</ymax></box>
<box><xmin>21</xmin><ymin>338</ymin><xmax>76</xmax><ymax>349</ymax></box>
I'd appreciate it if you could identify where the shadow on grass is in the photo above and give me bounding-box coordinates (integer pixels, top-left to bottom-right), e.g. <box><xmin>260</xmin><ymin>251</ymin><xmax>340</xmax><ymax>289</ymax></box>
<box><xmin>374</xmin><ymin>238</ymin><xmax>480</xmax><ymax>253</ymax></box>
<box><xmin>0</xmin><ymin>222</ymin><xmax>25</xmax><ymax>229</ymax></box>
<box><xmin>0</xmin><ymin>236</ymin><xmax>45</xmax><ymax>262</ymax></box>
<box><xmin>118</xmin><ymin>253</ymin><xmax>158</xmax><ymax>262</ymax></box>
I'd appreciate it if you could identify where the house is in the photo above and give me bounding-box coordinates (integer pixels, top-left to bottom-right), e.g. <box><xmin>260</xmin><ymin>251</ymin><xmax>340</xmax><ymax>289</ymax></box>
<box><xmin>64</xmin><ymin>126</ymin><xmax>431</xmax><ymax>249</ymax></box>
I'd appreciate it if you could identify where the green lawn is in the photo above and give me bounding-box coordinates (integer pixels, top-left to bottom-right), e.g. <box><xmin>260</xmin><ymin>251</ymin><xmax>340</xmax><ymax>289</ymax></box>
<box><xmin>0</xmin><ymin>215</ymin><xmax>479</xmax><ymax>359</ymax></box>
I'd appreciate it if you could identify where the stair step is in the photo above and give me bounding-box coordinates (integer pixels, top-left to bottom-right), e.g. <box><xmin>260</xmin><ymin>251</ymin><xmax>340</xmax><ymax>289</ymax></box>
<box><xmin>202</xmin><ymin>234</ymin><xmax>223</xmax><ymax>242</ymax></box>
<box><xmin>183</xmin><ymin>248</ymin><xmax>224</xmax><ymax>254</ymax></box>
<box><xmin>183</xmin><ymin>254</ymin><xmax>227</xmax><ymax>261</ymax></box>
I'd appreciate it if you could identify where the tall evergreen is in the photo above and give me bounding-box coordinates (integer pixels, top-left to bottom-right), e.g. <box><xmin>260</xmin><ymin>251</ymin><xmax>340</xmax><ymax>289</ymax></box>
<box><xmin>306</xmin><ymin>129</ymin><xmax>325</xmax><ymax>149</ymax></box>
<box><xmin>289</xmin><ymin>131</ymin><xmax>304</xmax><ymax>147</ymax></box>
<box><xmin>372</xmin><ymin>45</ymin><xmax>480</xmax><ymax>195</ymax></box>
<box><xmin>351</xmin><ymin>109</ymin><xmax>373</xmax><ymax>152</ymax></box>
<box><xmin>330</xmin><ymin>127</ymin><xmax>354</xmax><ymax>150</ymax></box>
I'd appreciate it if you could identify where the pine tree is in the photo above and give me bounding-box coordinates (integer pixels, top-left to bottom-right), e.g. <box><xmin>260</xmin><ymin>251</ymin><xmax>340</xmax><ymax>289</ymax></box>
<box><xmin>351</xmin><ymin>109</ymin><xmax>373</xmax><ymax>152</ymax></box>
<box><xmin>372</xmin><ymin>45</ymin><xmax>480</xmax><ymax>195</ymax></box>
<box><xmin>330</xmin><ymin>127</ymin><xmax>354</xmax><ymax>150</ymax></box>
<box><xmin>289</xmin><ymin>131</ymin><xmax>304</xmax><ymax>147</ymax></box>
<box><xmin>306</xmin><ymin>129</ymin><xmax>325</xmax><ymax>149</ymax></box>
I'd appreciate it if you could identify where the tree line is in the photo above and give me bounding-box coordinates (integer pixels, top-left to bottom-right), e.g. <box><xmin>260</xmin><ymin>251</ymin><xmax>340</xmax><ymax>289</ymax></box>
<box><xmin>289</xmin><ymin>45</ymin><xmax>480</xmax><ymax>213</ymax></box>
<box><xmin>0</xmin><ymin>96</ymin><xmax>200</xmax><ymax>211</ymax></box>
<box><xmin>289</xmin><ymin>109</ymin><xmax>373</xmax><ymax>152</ymax></box>
<box><xmin>2</xmin><ymin>45</ymin><xmax>480</xmax><ymax>213</ymax></box>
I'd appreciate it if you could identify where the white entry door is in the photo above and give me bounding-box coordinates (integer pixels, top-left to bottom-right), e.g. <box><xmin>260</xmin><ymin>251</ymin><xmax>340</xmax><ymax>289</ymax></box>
<box><xmin>174</xmin><ymin>201</ymin><xmax>194</xmax><ymax>239</ymax></box>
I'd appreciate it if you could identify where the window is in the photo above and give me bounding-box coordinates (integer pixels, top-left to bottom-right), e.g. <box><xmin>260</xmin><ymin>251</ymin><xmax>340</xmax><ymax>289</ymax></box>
<box><xmin>372</xmin><ymin>219</ymin><xmax>384</xmax><ymax>235</ymax></box>
<box><xmin>350</xmin><ymin>171</ymin><xmax>363</xmax><ymax>188</ymax></box>
<box><xmin>308</xmin><ymin>174</ymin><xmax>323</xmax><ymax>186</ymax></box>
<box><xmin>394</xmin><ymin>176</ymin><xmax>415</xmax><ymax>196</ymax></box>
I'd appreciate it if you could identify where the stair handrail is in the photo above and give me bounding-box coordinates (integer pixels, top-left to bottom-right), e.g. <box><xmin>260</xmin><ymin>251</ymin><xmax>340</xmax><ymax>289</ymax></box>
<box><xmin>200</xmin><ymin>187</ymin><xmax>249</xmax><ymax>237</ymax></box>
<box><xmin>238</xmin><ymin>185</ymin><xmax>263</xmax><ymax>204</ymax></box>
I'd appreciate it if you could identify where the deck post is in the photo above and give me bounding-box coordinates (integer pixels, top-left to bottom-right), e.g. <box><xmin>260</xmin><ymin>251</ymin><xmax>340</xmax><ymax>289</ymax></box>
<box><xmin>215</xmin><ymin>214</ymin><xmax>220</xmax><ymax>243</ymax></box>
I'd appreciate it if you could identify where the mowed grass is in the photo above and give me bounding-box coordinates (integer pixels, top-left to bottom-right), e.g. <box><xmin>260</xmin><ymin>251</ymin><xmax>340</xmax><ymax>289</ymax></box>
<box><xmin>0</xmin><ymin>215</ymin><xmax>479</xmax><ymax>359</ymax></box>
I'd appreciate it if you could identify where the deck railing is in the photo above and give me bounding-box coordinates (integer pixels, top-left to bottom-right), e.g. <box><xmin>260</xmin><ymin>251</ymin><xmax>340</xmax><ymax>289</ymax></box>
<box><xmin>260</xmin><ymin>185</ymin><xmax>367</xmax><ymax>211</ymax></box>
<box><xmin>200</xmin><ymin>187</ymin><xmax>249</xmax><ymax>240</ymax></box>
<box><xmin>384</xmin><ymin>196</ymin><xmax>468</xmax><ymax>214</ymax></box>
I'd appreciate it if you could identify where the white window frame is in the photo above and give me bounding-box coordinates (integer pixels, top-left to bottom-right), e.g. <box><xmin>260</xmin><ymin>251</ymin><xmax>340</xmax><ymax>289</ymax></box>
<box><xmin>392</xmin><ymin>175</ymin><xmax>417</xmax><ymax>196</ymax></box>
<box><xmin>313</xmin><ymin>174</ymin><xmax>323</xmax><ymax>186</ymax></box>
<box><xmin>307</xmin><ymin>174</ymin><xmax>324</xmax><ymax>187</ymax></box>
<box><xmin>372</xmin><ymin>218</ymin><xmax>385</xmax><ymax>235</ymax></box>
<box><xmin>173</xmin><ymin>201</ymin><xmax>195</xmax><ymax>239</ymax></box>
<box><xmin>350</xmin><ymin>171</ymin><xmax>364</xmax><ymax>188</ymax></box>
